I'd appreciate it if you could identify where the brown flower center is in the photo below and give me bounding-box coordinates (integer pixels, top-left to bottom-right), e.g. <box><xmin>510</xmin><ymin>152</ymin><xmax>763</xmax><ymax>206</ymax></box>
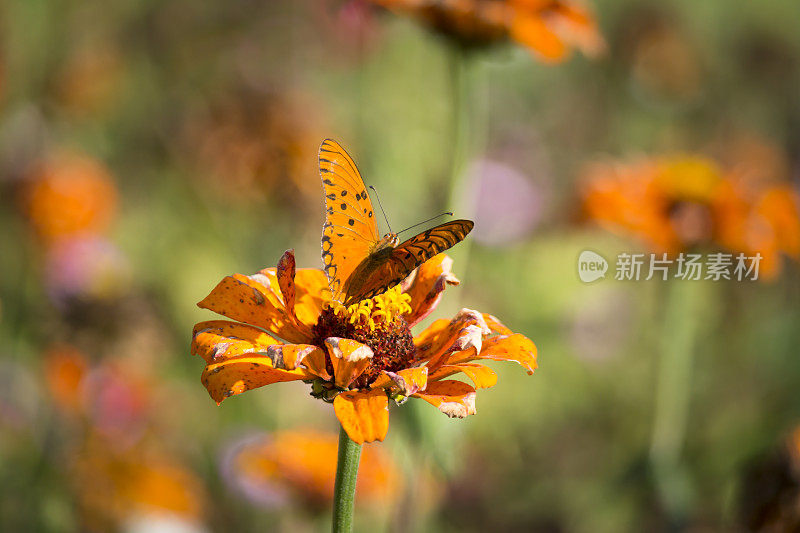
<box><xmin>310</xmin><ymin>287</ymin><xmax>417</xmax><ymax>391</ymax></box>
<box><xmin>667</xmin><ymin>199</ymin><xmax>714</xmax><ymax>247</ymax></box>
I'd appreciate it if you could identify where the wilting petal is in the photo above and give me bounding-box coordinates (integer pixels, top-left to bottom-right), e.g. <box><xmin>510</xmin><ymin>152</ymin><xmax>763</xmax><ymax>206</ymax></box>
<box><xmin>414</xmin><ymin>309</ymin><xmax>489</xmax><ymax>369</ymax></box>
<box><xmin>192</xmin><ymin>320</ymin><xmax>282</xmax><ymax>364</ymax></box>
<box><xmin>333</xmin><ymin>389</ymin><xmax>389</xmax><ymax>444</ymax></box>
<box><xmin>413</xmin><ymin>380</ymin><xmax>476</xmax><ymax>418</ymax></box>
<box><xmin>276</xmin><ymin>250</ymin><xmax>298</xmax><ymax>317</ymax></box>
<box><xmin>429</xmin><ymin>363</ymin><xmax>497</xmax><ymax>389</ymax></box>
<box><xmin>264</xmin><ymin>344</ymin><xmax>326</xmax><ymax>371</ymax></box>
<box><xmin>454</xmin><ymin>334</ymin><xmax>538</xmax><ymax>375</ymax></box>
<box><xmin>275</xmin><ymin>250</ymin><xmax>329</xmax><ymax>327</ymax></box>
<box><xmin>201</xmin><ymin>355</ymin><xmax>308</xmax><ymax>404</ymax></box>
<box><xmin>401</xmin><ymin>254</ymin><xmax>460</xmax><ymax>327</ymax></box>
<box><xmin>373</xmin><ymin>366</ymin><xmax>429</xmax><ymax>396</ymax></box>
<box><xmin>197</xmin><ymin>272</ymin><xmax>310</xmax><ymax>344</ymax></box>
<box><xmin>324</xmin><ymin>338</ymin><xmax>373</xmax><ymax>389</ymax></box>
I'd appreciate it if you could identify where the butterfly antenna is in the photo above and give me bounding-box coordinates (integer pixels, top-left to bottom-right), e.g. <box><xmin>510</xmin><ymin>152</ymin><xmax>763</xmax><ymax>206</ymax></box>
<box><xmin>397</xmin><ymin>212</ymin><xmax>454</xmax><ymax>236</ymax></box>
<box><xmin>369</xmin><ymin>185</ymin><xmax>393</xmax><ymax>234</ymax></box>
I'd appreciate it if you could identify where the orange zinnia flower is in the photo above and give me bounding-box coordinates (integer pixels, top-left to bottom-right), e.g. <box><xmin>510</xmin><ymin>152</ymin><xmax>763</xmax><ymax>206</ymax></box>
<box><xmin>371</xmin><ymin>0</ymin><xmax>604</xmax><ymax>62</ymax></box>
<box><xmin>580</xmin><ymin>154</ymin><xmax>800</xmax><ymax>278</ymax></box>
<box><xmin>21</xmin><ymin>152</ymin><xmax>118</xmax><ymax>245</ymax></box>
<box><xmin>192</xmin><ymin>251</ymin><xmax>536</xmax><ymax>444</ymax></box>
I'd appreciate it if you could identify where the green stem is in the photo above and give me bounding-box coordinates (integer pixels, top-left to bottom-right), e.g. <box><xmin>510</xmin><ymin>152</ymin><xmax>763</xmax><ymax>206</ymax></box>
<box><xmin>332</xmin><ymin>425</ymin><xmax>363</xmax><ymax>533</ymax></box>
<box><xmin>649</xmin><ymin>280</ymin><xmax>710</xmax><ymax>524</ymax></box>
<box><xmin>443</xmin><ymin>46</ymin><xmax>487</xmax><ymax>313</ymax></box>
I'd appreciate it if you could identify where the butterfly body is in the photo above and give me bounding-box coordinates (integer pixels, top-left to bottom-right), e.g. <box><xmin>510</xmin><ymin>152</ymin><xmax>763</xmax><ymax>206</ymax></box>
<box><xmin>342</xmin><ymin>234</ymin><xmax>399</xmax><ymax>304</ymax></box>
<box><xmin>319</xmin><ymin>139</ymin><xmax>473</xmax><ymax>305</ymax></box>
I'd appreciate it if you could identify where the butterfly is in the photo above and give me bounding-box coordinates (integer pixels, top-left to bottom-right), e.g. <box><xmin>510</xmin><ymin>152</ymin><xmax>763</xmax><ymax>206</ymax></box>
<box><xmin>318</xmin><ymin>139</ymin><xmax>474</xmax><ymax>306</ymax></box>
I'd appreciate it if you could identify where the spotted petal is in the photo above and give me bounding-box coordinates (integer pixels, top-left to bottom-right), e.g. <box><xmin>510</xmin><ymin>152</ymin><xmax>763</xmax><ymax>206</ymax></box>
<box><xmin>191</xmin><ymin>320</ymin><xmax>282</xmax><ymax>364</ymax></box>
<box><xmin>413</xmin><ymin>380</ymin><xmax>477</xmax><ymax>418</ymax></box>
<box><xmin>197</xmin><ymin>271</ymin><xmax>310</xmax><ymax>344</ymax></box>
<box><xmin>201</xmin><ymin>354</ymin><xmax>309</xmax><ymax>404</ymax></box>
<box><xmin>333</xmin><ymin>389</ymin><xmax>389</xmax><ymax>444</ymax></box>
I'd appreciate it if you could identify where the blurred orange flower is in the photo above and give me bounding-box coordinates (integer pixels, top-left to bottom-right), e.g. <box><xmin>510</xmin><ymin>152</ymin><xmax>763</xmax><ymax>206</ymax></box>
<box><xmin>183</xmin><ymin>91</ymin><xmax>326</xmax><ymax>204</ymax></box>
<box><xmin>72</xmin><ymin>434</ymin><xmax>206</xmax><ymax>531</ymax></box>
<box><xmin>21</xmin><ymin>152</ymin><xmax>118</xmax><ymax>245</ymax></box>
<box><xmin>44</xmin><ymin>344</ymin><xmax>89</xmax><ymax>413</ymax></box>
<box><xmin>192</xmin><ymin>250</ymin><xmax>537</xmax><ymax>444</ymax></box>
<box><xmin>225</xmin><ymin>430</ymin><xmax>400</xmax><ymax>507</ymax></box>
<box><xmin>580</xmin><ymin>154</ymin><xmax>800</xmax><ymax>278</ymax></box>
<box><xmin>371</xmin><ymin>0</ymin><xmax>604</xmax><ymax>62</ymax></box>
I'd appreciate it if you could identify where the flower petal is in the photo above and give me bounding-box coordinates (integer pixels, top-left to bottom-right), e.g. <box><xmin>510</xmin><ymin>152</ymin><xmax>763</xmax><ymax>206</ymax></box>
<box><xmin>482</xmin><ymin>313</ymin><xmax>513</xmax><ymax>336</ymax></box>
<box><xmin>276</xmin><ymin>249</ymin><xmax>298</xmax><ymax>317</ymax></box>
<box><xmin>265</xmin><ymin>344</ymin><xmax>327</xmax><ymax>371</ymax></box>
<box><xmin>401</xmin><ymin>254</ymin><xmax>460</xmax><ymax>327</ymax></box>
<box><xmin>191</xmin><ymin>320</ymin><xmax>282</xmax><ymax>364</ymax></box>
<box><xmin>414</xmin><ymin>309</ymin><xmax>489</xmax><ymax>370</ymax></box>
<box><xmin>545</xmin><ymin>3</ymin><xmax>606</xmax><ymax>58</ymax></box>
<box><xmin>455</xmin><ymin>334</ymin><xmax>538</xmax><ymax>375</ymax></box>
<box><xmin>294</xmin><ymin>269</ymin><xmax>330</xmax><ymax>327</ymax></box>
<box><xmin>197</xmin><ymin>272</ymin><xmax>310</xmax><ymax>344</ymax></box>
<box><xmin>324</xmin><ymin>337</ymin><xmax>373</xmax><ymax>389</ymax></box>
<box><xmin>510</xmin><ymin>11</ymin><xmax>567</xmax><ymax>62</ymax></box>
<box><xmin>298</xmin><ymin>346</ymin><xmax>332</xmax><ymax>381</ymax></box>
<box><xmin>333</xmin><ymin>389</ymin><xmax>389</xmax><ymax>444</ymax></box>
<box><xmin>276</xmin><ymin>249</ymin><xmax>328</xmax><ymax>329</ymax></box>
<box><xmin>201</xmin><ymin>354</ymin><xmax>308</xmax><ymax>404</ymax></box>
<box><xmin>413</xmin><ymin>380</ymin><xmax>476</xmax><ymax>418</ymax></box>
<box><xmin>373</xmin><ymin>366</ymin><xmax>429</xmax><ymax>396</ymax></box>
<box><xmin>429</xmin><ymin>363</ymin><xmax>497</xmax><ymax>389</ymax></box>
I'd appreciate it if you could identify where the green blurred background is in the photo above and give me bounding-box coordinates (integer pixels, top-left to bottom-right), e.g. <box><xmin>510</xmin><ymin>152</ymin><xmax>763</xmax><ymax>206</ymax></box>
<box><xmin>1</xmin><ymin>0</ymin><xmax>799</xmax><ymax>531</ymax></box>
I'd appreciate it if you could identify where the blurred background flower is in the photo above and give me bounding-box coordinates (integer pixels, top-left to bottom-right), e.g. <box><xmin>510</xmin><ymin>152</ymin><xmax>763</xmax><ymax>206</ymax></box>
<box><xmin>463</xmin><ymin>158</ymin><xmax>546</xmax><ymax>246</ymax></box>
<box><xmin>221</xmin><ymin>430</ymin><xmax>400</xmax><ymax>511</ymax></box>
<box><xmin>1</xmin><ymin>0</ymin><xmax>799</xmax><ymax>531</ymax></box>
<box><xmin>20</xmin><ymin>152</ymin><xmax>118</xmax><ymax>246</ymax></box>
<box><xmin>371</xmin><ymin>0</ymin><xmax>604</xmax><ymax>61</ymax></box>
<box><xmin>44</xmin><ymin>236</ymin><xmax>131</xmax><ymax>307</ymax></box>
<box><xmin>579</xmin><ymin>153</ymin><xmax>800</xmax><ymax>278</ymax></box>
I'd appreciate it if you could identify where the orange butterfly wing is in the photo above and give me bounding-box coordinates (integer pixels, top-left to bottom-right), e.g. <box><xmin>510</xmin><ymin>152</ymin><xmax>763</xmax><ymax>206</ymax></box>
<box><xmin>343</xmin><ymin>219</ymin><xmax>474</xmax><ymax>305</ymax></box>
<box><xmin>318</xmin><ymin>139</ymin><xmax>380</xmax><ymax>301</ymax></box>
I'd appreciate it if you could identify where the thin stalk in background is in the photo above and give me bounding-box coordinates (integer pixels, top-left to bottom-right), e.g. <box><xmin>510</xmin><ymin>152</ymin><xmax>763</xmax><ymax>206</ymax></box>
<box><xmin>443</xmin><ymin>46</ymin><xmax>488</xmax><ymax>305</ymax></box>
<box><xmin>649</xmin><ymin>279</ymin><xmax>712</xmax><ymax>527</ymax></box>
<box><xmin>332</xmin><ymin>425</ymin><xmax>363</xmax><ymax>533</ymax></box>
